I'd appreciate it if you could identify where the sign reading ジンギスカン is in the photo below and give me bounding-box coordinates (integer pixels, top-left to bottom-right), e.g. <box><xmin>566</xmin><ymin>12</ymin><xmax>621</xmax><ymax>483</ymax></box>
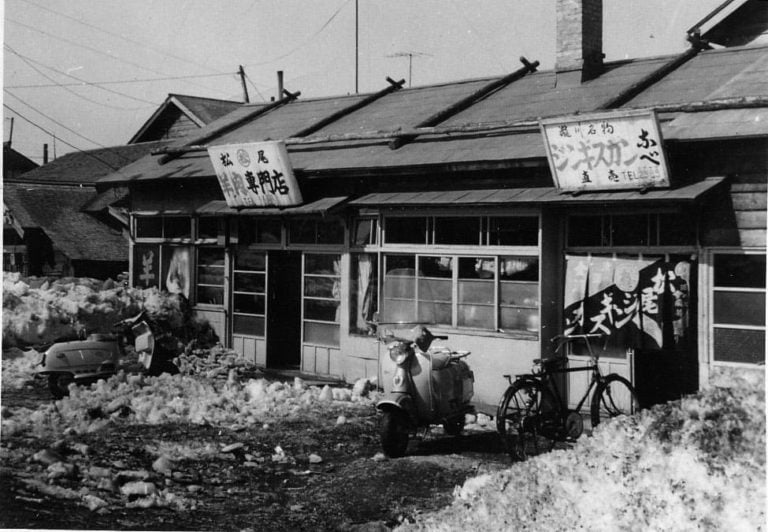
<box><xmin>207</xmin><ymin>141</ymin><xmax>303</xmax><ymax>208</ymax></box>
<box><xmin>540</xmin><ymin>110</ymin><xmax>670</xmax><ymax>192</ymax></box>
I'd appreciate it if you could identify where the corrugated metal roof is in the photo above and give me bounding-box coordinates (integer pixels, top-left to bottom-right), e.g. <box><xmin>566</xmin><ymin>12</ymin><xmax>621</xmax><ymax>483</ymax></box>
<box><xmin>350</xmin><ymin>177</ymin><xmax>726</xmax><ymax>206</ymax></box>
<box><xmin>665</xmin><ymin>108</ymin><xmax>768</xmax><ymax>139</ymax></box>
<box><xmin>196</xmin><ymin>196</ymin><xmax>348</xmax><ymax>216</ymax></box>
<box><xmin>624</xmin><ymin>45</ymin><xmax>768</xmax><ymax>108</ymax></box>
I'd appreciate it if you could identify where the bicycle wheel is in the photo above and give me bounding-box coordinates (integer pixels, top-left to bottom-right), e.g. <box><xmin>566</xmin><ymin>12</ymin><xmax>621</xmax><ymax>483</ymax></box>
<box><xmin>590</xmin><ymin>374</ymin><xmax>640</xmax><ymax>427</ymax></box>
<box><xmin>496</xmin><ymin>379</ymin><xmax>558</xmax><ymax>460</ymax></box>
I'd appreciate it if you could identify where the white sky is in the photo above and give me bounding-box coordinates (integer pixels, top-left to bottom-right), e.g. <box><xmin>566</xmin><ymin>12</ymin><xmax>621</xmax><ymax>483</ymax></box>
<box><xmin>3</xmin><ymin>0</ymin><xmax>726</xmax><ymax>162</ymax></box>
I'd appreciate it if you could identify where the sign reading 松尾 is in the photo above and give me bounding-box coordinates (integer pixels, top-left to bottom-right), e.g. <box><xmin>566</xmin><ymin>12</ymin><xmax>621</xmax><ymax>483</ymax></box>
<box><xmin>207</xmin><ymin>141</ymin><xmax>303</xmax><ymax>208</ymax></box>
<box><xmin>540</xmin><ymin>110</ymin><xmax>670</xmax><ymax>192</ymax></box>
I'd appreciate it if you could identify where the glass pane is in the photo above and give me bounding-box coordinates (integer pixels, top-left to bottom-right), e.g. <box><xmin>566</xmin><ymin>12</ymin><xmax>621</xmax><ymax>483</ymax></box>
<box><xmin>419</xmin><ymin>256</ymin><xmax>452</xmax><ymax>278</ymax></box>
<box><xmin>303</xmin><ymin>322</ymin><xmax>340</xmax><ymax>346</ymax></box>
<box><xmin>434</xmin><ymin>217</ymin><xmax>479</xmax><ymax>245</ymax></box>
<box><xmin>304</xmin><ymin>299</ymin><xmax>340</xmax><ymax>322</ymax></box>
<box><xmin>350</xmin><ymin>253</ymin><xmax>378</xmax><ymax>334</ymax></box>
<box><xmin>715</xmin><ymin>255</ymin><xmax>766</xmax><ymax>289</ymax></box>
<box><xmin>460</xmin><ymin>257</ymin><xmax>494</xmax><ymax>280</ymax></box>
<box><xmin>197</xmin><ymin>266</ymin><xmax>224</xmax><ymax>286</ymax></box>
<box><xmin>384</xmin><ymin>255</ymin><xmax>415</xmax><ymax>299</ymax></box>
<box><xmin>489</xmin><ymin>217</ymin><xmax>538</xmax><ymax>246</ymax></box>
<box><xmin>500</xmin><ymin>307</ymin><xmax>540</xmax><ymax>332</ymax></box>
<box><xmin>235</xmin><ymin>250</ymin><xmax>266</xmax><ymax>271</ymax></box>
<box><xmin>419</xmin><ymin>278</ymin><xmax>452</xmax><ymax>302</ymax></box>
<box><xmin>500</xmin><ymin>257</ymin><xmax>538</xmax><ymax>281</ymax></box>
<box><xmin>386</xmin><ymin>217</ymin><xmax>427</xmax><ymax>244</ymax></box>
<box><xmin>136</xmin><ymin>217</ymin><xmax>162</xmax><ymax>239</ymax></box>
<box><xmin>459</xmin><ymin>279</ymin><xmax>494</xmax><ymax>304</ymax></box>
<box><xmin>611</xmin><ymin>214</ymin><xmax>649</xmax><ymax>246</ymax></box>
<box><xmin>233</xmin><ymin>314</ymin><xmax>265</xmax><ymax>336</ymax></box>
<box><xmin>165</xmin><ymin>217</ymin><xmax>191</xmax><ymax>239</ymax></box>
<box><xmin>658</xmin><ymin>213</ymin><xmax>696</xmax><ymax>246</ymax></box>
<box><xmin>386</xmin><ymin>254</ymin><xmax>415</xmax><ymax>272</ymax></box>
<box><xmin>304</xmin><ymin>276</ymin><xmax>339</xmax><ymax>299</ymax></box>
<box><xmin>500</xmin><ymin>282</ymin><xmax>539</xmax><ymax>306</ymax></box>
<box><xmin>234</xmin><ymin>272</ymin><xmax>265</xmax><ymax>292</ymax></box>
<box><xmin>458</xmin><ymin>304</ymin><xmax>494</xmax><ymax>328</ymax></box>
<box><xmin>198</xmin><ymin>217</ymin><xmax>218</xmax><ymax>240</ymax></box>
<box><xmin>197</xmin><ymin>286</ymin><xmax>223</xmax><ymax>305</ymax></box>
<box><xmin>289</xmin><ymin>220</ymin><xmax>315</xmax><ymax>244</ymax></box>
<box><xmin>713</xmin><ymin>328</ymin><xmax>765</xmax><ymax>363</ymax></box>
<box><xmin>233</xmin><ymin>293</ymin><xmax>265</xmax><ymax>314</ymax></box>
<box><xmin>568</xmin><ymin>215</ymin><xmax>603</xmax><ymax>247</ymax></box>
<box><xmin>714</xmin><ymin>291</ymin><xmax>766</xmax><ymax>326</ymax></box>
<box><xmin>198</xmin><ymin>248</ymin><xmax>224</xmax><ymax>267</ymax></box>
<box><xmin>353</xmin><ymin>219</ymin><xmax>375</xmax><ymax>246</ymax></box>
<box><xmin>418</xmin><ymin>302</ymin><xmax>452</xmax><ymax>325</ymax></box>
<box><xmin>317</xmin><ymin>220</ymin><xmax>344</xmax><ymax>244</ymax></box>
<box><xmin>305</xmin><ymin>254</ymin><xmax>340</xmax><ymax>275</ymax></box>
<box><xmin>258</xmin><ymin>220</ymin><xmax>282</xmax><ymax>243</ymax></box>
<box><xmin>382</xmin><ymin>298</ymin><xmax>416</xmax><ymax>323</ymax></box>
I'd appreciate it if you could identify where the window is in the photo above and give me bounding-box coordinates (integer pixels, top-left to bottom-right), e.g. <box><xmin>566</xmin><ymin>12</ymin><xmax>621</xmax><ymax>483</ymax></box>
<box><xmin>198</xmin><ymin>218</ymin><xmax>220</xmax><ymax>240</ymax></box>
<box><xmin>712</xmin><ymin>253</ymin><xmax>766</xmax><ymax>364</ymax></box>
<box><xmin>568</xmin><ymin>213</ymin><xmax>695</xmax><ymax>248</ymax></box>
<box><xmin>381</xmin><ymin>253</ymin><xmax>539</xmax><ymax>333</ymax></box>
<box><xmin>289</xmin><ymin>220</ymin><xmax>343</xmax><ymax>245</ymax></box>
<box><xmin>196</xmin><ymin>247</ymin><xmax>224</xmax><ymax>305</ymax></box>
<box><xmin>135</xmin><ymin>216</ymin><xmax>191</xmax><ymax>240</ymax></box>
<box><xmin>384</xmin><ymin>215</ymin><xmax>538</xmax><ymax>246</ymax></box>
<box><xmin>232</xmin><ymin>249</ymin><xmax>266</xmax><ymax>337</ymax></box>
<box><xmin>352</xmin><ymin>218</ymin><xmax>378</xmax><ymax>246</ymax></box>
<box><xmin>238</xmin><ymin>218</ymin><xmax>281</xmax><ymax>245</ymax></box>
<box><xmin>350</xmin><ymin>253</ymin><xmax>377</xmax><ymax>335</ymax></box>
<box><xmin>303</xmin><ymin>254</ymin><xmax>341</xmax><ymax>346</ymax></box>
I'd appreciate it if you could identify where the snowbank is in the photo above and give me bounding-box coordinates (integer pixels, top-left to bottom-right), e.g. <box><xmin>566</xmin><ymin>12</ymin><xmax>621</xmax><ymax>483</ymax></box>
<box><xmin>399</xmin><ymin>374</ymin><xmax>766</xmax><ymax>531</ymax></box>
<box><xmin>2</xmin><ymin>272</ymin><xmax>211</xmax><ymax>347</ymax></box>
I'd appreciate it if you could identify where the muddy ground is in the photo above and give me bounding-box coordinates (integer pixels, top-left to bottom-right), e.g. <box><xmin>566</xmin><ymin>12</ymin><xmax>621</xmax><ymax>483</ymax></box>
<box><xmin>1</xmin><ymin>378</ymin><xmax>512</xmax><ymax>531</ymax></box>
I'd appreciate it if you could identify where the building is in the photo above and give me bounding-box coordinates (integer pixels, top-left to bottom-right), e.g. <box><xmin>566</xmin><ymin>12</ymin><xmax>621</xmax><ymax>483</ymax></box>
<box><xmin>98</xmin><ymin>0</ymin><xmax>767</xmax><ymax>411</ymax></box>
<box><xmin>3</xmin><ymin>95</ymin><xmax>244</xmax><ymax>279</ymax></box>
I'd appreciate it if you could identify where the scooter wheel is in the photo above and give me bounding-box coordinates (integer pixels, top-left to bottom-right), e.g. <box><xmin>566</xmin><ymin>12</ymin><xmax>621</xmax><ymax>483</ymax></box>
<box><xmin>48</xmin><ymin>373</ymin><xmax>74</xmax><ymax>399</ymax></box>
<box><xmin>380</xmin><ymin>410</ymin><xmax>409</xmax><ymax>458</ymax></box>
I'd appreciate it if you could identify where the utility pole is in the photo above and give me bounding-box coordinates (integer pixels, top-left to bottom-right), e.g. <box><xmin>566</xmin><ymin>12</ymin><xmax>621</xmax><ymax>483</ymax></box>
<box><xmin>355</xmin><ymin>0</ymin><xmax>359</xmax><ymax>94</ymax></box>
<box><xmin>238</xmin><ymin>65</ymin><xmax>250</xmax><ymax>103</ymax></box>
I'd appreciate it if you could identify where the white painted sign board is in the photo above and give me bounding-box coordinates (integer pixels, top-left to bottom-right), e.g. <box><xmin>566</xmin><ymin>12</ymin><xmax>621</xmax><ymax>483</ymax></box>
<box><xmin>540</xmin><ymin>110</ymin><xmax>671</xmax><ymax>192</ymax></box>
<box><xmin>207</xmin><ymin>141</ymin><xmax>303</xmax><ymax>208</ymax></box>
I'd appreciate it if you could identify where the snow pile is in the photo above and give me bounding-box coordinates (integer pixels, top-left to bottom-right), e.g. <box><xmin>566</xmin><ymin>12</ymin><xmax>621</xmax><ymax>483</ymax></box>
<box><xmin>1</xmin><ymin>347</ymin><xmax>41</xmax><ymax>390</ymax></box>
<box><xmin>400</xmin><ymin>375</ymin><xmax>765</xmax><ymax>531</ymax></box>
<box><xmin>2</xmin><ymin>371</ymin><xmax>378</xmax><ymax>440</ymax></box>
<box><xmin>2</xmin><ymin>272</ymin><xmax>212</xmax><ymax>348</ymax></box>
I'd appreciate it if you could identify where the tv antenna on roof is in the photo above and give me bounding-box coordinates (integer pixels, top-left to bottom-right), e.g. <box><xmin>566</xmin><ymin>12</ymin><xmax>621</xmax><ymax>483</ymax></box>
<box><xmin>386</xmin><ymin>51</ymin><xmax>433</xmax><ymax>87</ymax></box>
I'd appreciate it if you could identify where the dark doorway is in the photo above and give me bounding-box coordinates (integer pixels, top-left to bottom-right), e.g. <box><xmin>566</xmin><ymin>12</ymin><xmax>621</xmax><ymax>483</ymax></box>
<box><xmin>267</xmin><ymin>251</ymin><xmax>302</xmax><ymax>369</ymax></box>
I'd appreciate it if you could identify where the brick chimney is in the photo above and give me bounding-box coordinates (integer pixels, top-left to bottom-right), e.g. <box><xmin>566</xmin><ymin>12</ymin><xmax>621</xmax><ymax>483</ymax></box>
<box><xmin>556</xmin><ymin>0</ymin><xmax>604</xmax><ymax>84</ymax></box>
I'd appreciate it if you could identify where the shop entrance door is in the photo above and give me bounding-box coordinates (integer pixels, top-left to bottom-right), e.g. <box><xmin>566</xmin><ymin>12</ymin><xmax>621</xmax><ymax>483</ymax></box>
<box><xmin>267</xmin><ymin>251</ymin><xmax>302</xmax><ymax>369</ymax></box>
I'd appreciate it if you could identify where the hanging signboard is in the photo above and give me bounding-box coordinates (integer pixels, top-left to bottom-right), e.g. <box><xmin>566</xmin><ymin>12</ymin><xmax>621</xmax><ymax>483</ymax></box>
<box><xmin>207</xmin><ymin>141</ymin><xmax>303</xmax><ymax>208</ymax></box>
<box><xmin>540</xmin><ymin>109</ymin><xmax>670</xmax><ymax>192</ymax></box>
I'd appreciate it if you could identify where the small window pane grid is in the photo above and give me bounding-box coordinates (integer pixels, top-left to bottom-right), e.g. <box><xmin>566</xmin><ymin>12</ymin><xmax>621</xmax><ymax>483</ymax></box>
<box><xmin>135</xmin><ymin>216</ymin><xmax>192</xmax><ymax>241</ymax></box>
<box><xmin>567</xmin><ymin>213</ymin><xmax>696</xmax><ymax>248</ymax></box>
<box><xmin>382</xmin><ymin>253</ymin><xmax>539</xmax><ymax>333</ymax></box>
<box><xmin>196</xmin><ymin>247</ymin><xmax>225</xmax><ymax>305</ymax></box>
<box><xmin>712</xmin><ymin>253</ymin><xmax>766</xmax><ymax>364</ymax></box>
<box><xmin>303</xmin><ymin>254</ymin><xmax>341</xmax><ymax>347</ymax></box>
<box><xmin>232</xmin><ymin>250</ymin><xmax>267</xmax><ymax>337</ymax></box>
<box><xmin>383</xmin><ymin>215</ymin><xmax>539</xmax><ymax>246</ymax></box>
<box><xmin>289</xmin><ymin>220</ymin><xmax>344</xmax><ymax>246</ymax></box>
<box><xmin>237</xmin><ymin>218</ymin><xmax>283</xmax><ymax>246</ymax></box>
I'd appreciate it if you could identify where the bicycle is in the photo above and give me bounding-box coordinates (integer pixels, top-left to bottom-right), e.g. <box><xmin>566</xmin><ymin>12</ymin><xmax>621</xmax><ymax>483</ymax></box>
<box><xmin>496</xmin><ymin>333</ymin><xmax>640</xmax><ymax>460</ymax></box>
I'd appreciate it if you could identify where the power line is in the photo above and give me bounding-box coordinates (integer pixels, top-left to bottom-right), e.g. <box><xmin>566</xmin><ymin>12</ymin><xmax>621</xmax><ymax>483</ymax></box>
<box><xmin>20</xmin><ymin>0</ymin><xmax>233</xmax><ymax>77</ymax></box>
<box><xmin>6</xmin><ymin>72</ymin><xmax>235</xmax><ymax>89</ymax></box>
<box><xmin>4</xmin><ymin>90</ymin><xmax>111</xmax><ymax>150</ymax></box>
<box><xmin>5</xmin><ymin>44</ymin><xmax>158</xmax><ymax>109</ymax></box>
<box><xmin>244</xmin><ymin>0</ymin><xmax>352</xmax><ymax>67</ymax></box>
<box><xmin>3</xmin><ymin>102</ymin><xmax>127</xmax><ymax>170</ymax></box>
<box><xmin>6</xmin><ymin>17</ymin><xmax>230</xmax><ymax>96</ymax></box>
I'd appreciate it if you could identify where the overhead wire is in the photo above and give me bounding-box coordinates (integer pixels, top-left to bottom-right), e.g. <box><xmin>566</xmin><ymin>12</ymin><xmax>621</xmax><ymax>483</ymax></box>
<box><xmin>5</xmin><ymin>44</ymin><xmax>159</xmax><ymax>109</ymax></box>
<box><xmin>6</xmin><ymin>72</ymin><xmax>235</xmax><ymax>89</ymax></box>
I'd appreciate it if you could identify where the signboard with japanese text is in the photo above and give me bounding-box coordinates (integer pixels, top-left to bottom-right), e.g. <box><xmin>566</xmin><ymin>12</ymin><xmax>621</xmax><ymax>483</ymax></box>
<box><xmin>207</xmin><ymin>141</ymin><xmax>303</xmax><ymax>208</ymax></box>
<box><xmin>540</xmin><ymin>110</ymin><xmax>670</xmax><ymax>192</ymax></box>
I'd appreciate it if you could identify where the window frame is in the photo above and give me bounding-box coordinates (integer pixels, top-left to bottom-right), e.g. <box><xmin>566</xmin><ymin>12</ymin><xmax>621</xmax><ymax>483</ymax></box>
<box><xmin>302</xmin><ymin>252</ymin><xmax>342</xmax><ymax>347</ymax></box>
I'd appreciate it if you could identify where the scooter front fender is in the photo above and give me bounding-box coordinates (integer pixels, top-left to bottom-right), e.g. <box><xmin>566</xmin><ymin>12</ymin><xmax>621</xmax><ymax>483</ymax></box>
<box><xmin>376</xmin><ymin>393</ymin><xmax>414</xmax><ymax>417</ymax></box>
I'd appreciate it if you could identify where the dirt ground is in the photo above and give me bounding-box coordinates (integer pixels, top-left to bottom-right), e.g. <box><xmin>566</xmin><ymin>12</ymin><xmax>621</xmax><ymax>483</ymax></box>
<box><xmin>1</xmin><ymin>378</ymin><xmax>512</xmax><ymax>531</ymax></box>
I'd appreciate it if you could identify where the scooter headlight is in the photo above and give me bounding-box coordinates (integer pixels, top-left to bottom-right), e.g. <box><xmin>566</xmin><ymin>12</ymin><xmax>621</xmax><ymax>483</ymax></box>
<box><xmin>388</xmin><ymin>342</ymin><xmax>412</xmax><ymax>365</ymax></box>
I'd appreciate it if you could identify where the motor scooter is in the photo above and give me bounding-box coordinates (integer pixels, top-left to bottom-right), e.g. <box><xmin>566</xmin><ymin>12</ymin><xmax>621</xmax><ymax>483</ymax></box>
<box><xmin>376</xmin><ymin>323</ymin><xmax>475</xmax><ymax>457</ymax></box>
<box><xmin>36</xmin><ymin>311</ymin><xmax>172</xmax><ymax>398</ymax></box>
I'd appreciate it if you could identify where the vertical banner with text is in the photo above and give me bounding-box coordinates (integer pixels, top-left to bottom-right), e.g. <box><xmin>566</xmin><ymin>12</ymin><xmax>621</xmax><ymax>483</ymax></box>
<box><xmin>207</xmin><ymin>141</ymin><xmax>303</xmax><ymax>208</ymax></box>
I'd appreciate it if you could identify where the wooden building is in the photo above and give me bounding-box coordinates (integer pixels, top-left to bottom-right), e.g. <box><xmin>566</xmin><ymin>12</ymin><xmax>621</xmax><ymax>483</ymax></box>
<box><xmin>99</xmin><ymin>0</ymin><xmax>767</xmax><ymax>411</ymax></box>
